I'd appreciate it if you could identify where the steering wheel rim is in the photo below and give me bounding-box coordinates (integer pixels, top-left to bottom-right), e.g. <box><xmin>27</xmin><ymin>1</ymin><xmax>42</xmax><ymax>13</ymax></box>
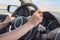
<box><xmin>12</xmin><ymin>3</ymin><xmax>38</xmax><ymax>17</ymax></box>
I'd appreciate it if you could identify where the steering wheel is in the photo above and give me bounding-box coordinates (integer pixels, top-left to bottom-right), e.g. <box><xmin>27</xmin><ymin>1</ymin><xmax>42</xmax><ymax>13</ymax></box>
<box><xmin>12</xmin><ymin>3</ymin><xmax>38</xmax><ymax>17</ymax></box>
<box><xmin>1</xmin><ymin>3</ymin><xmax>59</xmax><ymax>40</ymax></box>
<box><xmin>8</xmin><ymin>3</ymin><xmax>42</xmax><ymax>40</ymax></box>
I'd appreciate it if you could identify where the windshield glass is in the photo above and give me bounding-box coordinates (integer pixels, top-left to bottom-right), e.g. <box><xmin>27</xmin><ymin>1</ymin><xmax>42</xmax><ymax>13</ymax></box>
<box><xmin>32</xmin><ymin>0</ymin><xmax>60</xmax><ymax>11</ymax></box>
<box><xmin>0</xmin><ymin>0</ymin><xmax>21</xmax><ymax>14</ymax></box>
<box><xmin>0</xmin><ymin>0</ymin><xmax>21</xmax><ymax>5</ymax></box>
<box><xmin>0</xmin><ymin>0</ymin><xmax>60</xmax><ymax>14</ymax></box>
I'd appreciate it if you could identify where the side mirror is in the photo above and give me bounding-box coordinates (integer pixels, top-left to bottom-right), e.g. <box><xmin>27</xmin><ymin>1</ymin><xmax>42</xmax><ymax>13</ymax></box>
<box><xmin>7</xmin><ymin>5</ymin><xmax>18</xmax><ymax>13</ymax></box>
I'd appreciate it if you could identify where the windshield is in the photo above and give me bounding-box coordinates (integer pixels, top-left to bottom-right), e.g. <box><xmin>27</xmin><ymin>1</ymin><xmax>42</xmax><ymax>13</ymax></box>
<box><xmin>32</xmin><ymin>0</ymin><xmax>60</xmax><ymax>11</ymax></box>
<box><xmin>0</xmin><ymin>0</ymin><xmax>60</xmax><ymax>14</ymax></box>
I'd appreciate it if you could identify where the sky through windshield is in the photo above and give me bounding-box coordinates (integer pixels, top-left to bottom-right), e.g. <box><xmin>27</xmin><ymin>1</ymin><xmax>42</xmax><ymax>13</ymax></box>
<box><xmin>0</xmin><ymin>0</ymin><xmax>60</xmax><ymax>11</ymax></box>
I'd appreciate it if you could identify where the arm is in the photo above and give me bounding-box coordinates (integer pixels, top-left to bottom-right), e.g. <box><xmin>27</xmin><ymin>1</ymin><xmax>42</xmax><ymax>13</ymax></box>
<box><xmin>0</xmin><ymin>16</ymin><xmax>11</xmax><ymax>30</ymax></box>
<box><xmin>0</xmin><ymin>21</ymin><xmax>34</xmax><ymax>40</ymax></box>
<box><xmin>0</xmin><ymin>22</ymin><xmax>9</xmax><ymax>30</ymax></box>
<box><xmin>0</xmin><ymin>13</ymin><xmax>15</xmax><ymax>30</ymax></box>
<box><xmin>0</xmin><ymin>10</ymin><xmax>43</xmax><ymax>40</ymax></box>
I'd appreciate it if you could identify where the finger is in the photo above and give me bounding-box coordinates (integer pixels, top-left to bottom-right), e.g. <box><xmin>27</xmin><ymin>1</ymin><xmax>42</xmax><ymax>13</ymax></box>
<box><xmin>36</xmin><ymin>9</ymin><xmax>42</xmax><ymax>13</ymax></box>
<box><xmin>36</xmin><ymin>12</ymin><xmax>43</xmax><ymax>18</ymax></box>
<box><xmin>39</xmin><ymin>12</ymin><xmax>43</xmax><ymax>17</ymax></box>
<box><xmin>40</xmin><ymin>17</ymin><xmax>43</xmax><ymax>23</ymax></box>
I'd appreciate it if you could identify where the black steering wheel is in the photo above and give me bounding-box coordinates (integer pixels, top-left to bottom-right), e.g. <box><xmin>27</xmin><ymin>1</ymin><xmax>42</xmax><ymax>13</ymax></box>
<box><xmin>8</xmin><ymin>3</ymin><xmax>41</xmax><ymax>40</ymax></box>
<box><xmin>12</xmin><ymin>3</ymin><xmax>38</xmax><ymax>17</ymax></box>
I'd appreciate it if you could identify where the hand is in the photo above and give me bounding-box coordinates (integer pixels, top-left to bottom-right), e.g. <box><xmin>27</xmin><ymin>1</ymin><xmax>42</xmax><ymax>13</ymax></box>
<box><xmin>29</xmin><ymin>9</ymin><xmax>43</xmax><ymax>26</ymax></box>
<box><xmin>3</xmin><ymin>13</ymin><xmax>15</xmax><ymax>24</ymax></box>
<box><xmin>6</xmin><ymin>13</ymin><xmax>15</xmax><ymax>21</ymax></box>
<box><xmin>4</xmin><ymin>13</ymin><xmax>15</xmax><ymax>21</ymax></box>
<box><xmin>3</xmin><ymin>15</ymin><xmax>11</xmax><ymax>24</ymax></box>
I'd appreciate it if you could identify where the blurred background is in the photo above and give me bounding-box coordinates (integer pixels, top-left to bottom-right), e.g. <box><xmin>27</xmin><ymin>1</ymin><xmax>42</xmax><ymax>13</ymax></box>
<box><xmin>0</xmin><ymin>0</ymin><xmax>60</xmax><ymax>14</ymax></box>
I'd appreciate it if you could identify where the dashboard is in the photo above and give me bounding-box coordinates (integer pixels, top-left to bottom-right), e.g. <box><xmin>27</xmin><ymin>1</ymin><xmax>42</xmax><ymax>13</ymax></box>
<box><xmin>42</xmin><ymin>11</ymin><xmax>59</xmax><ymax>31</ymax></box>
<box><xmin>0</xmin><ymin>11</ymin><xmax>60</xmax><ymax>40</ymax></box>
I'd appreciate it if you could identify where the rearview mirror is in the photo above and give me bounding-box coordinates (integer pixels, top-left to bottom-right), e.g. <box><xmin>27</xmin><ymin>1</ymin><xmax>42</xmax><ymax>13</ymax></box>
<box><xmin>7</xmin><ymin>5</ymin><xmax>18</xmax><ymax>13</ymax></box>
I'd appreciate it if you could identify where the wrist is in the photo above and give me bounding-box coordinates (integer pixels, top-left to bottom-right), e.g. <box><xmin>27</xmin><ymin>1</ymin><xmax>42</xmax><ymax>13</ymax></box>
<box><xmin>2</xmin><ymin>21</ymin><xmax>10</xmax><ymax>25</ymax></box>
<box><xmin>27</xmin><ymin>20</ymin><xmax>36</xmax><ymax>28</ymax></box>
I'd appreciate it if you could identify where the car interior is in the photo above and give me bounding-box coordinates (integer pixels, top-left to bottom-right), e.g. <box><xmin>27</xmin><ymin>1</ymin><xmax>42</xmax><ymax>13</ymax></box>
<box><xmin>0</xmin><ymin>0</ymin><xmax>60</xmax><ymax>40</ymax></box>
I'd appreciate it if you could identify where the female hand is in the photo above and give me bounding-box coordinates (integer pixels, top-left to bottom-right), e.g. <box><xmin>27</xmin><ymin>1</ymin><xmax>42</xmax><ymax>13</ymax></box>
<box><xmin>3</xmin><ymin>13</ymin><xmax>15</xmax><ymax>24</ymax></box>
<box><xmin>29</xmin><ymin>9</ymin><xmax>43</xmax><ymax>26</ymax></box>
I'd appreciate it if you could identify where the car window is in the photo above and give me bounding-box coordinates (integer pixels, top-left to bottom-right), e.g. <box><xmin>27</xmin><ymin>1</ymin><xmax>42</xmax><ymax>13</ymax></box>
<box><xmin>0</xmin><ymin>0</ymin><xmax>21</xmax><ymax>5</ymax></box>
<box><xmin>0</xmin><ymin>0</ymin><xmax>21</xmax><ymax>14</ymax></box>
<box><xmin>0</xmin><ymin>0</ymin><xmax>60</xmax><ymax>14</ymax></box>
<box><xmin>32</xmin><ymin>0</ymin><xmax>60</xmax><ymax>11</ymax></box>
